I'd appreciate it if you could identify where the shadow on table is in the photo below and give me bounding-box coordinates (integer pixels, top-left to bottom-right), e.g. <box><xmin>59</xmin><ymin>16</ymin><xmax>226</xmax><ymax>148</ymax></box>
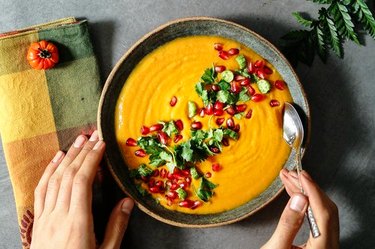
<box><xmin>91</xmin><ymin>16</ymin><xmax>374</xmax><ymax>249</ymax></box>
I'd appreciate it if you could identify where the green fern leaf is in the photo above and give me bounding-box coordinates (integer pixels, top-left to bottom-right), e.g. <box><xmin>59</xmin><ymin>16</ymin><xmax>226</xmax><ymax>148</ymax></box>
<box><xmin>314</xmin><ymin>25</ymin><xmax>328</xmax><ymax>62</ymax></box>
<box><xmin>292</xmin><ymin>12</ymin><xmax>314</xmax><ymax>27</ymax></box>
<box><xmin>325</xmin><ymin>15</ymin><xmax>343</xmax><ymax>57</ymax></box>
<box><xmin>330</xmin><ymin>2</ymin><xmax>360</xmax><ymax>44</ymax></box>
<box><xmin>353</xmin><ymin>0</ymin><xmax>375</xmax><ymax>38</ymax></box>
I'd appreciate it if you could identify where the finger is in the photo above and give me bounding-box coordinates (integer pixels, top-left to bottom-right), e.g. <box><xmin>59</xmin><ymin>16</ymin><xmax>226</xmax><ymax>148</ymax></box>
<box><xmin>43</xmin><ymin>135</ymin><xmax>88</xmax><ymax>213</ymax></box>
<box><xmin>300</xmin><ymin>171</ymin><xmax>339</xmax><ymax>247</ymax></box>
<box><xmin>280</xmin><ymin>169</ymin><xmax>300</xmax><ymax>196</ymax></box>
<box><xmin>100</xmin><ymin>198</ymin><xmax>134</xmax><ymax>249</ymax></box>
<box><xmin>266</xmin><ymin>193</ymin><xmax>308</xmax><ymax>249</ymax></box>
<box><xmin>70</xmin><ymin>140</ymin><xmax>105</xmax><ymax>214</ymax></box>
<box><xmin>54</xmin><ymin>131</ymin><xmax>99</xmax><ymax>211</ymax></box>
<box><xmin>34</xmin><ymin>151</ymin><xmax>65</xmax><ymax>218</ymax></box>
<box><xmin>288</xmin><ymin>170</ymin><xmax>302</xmax><ymax>189</ymax></box>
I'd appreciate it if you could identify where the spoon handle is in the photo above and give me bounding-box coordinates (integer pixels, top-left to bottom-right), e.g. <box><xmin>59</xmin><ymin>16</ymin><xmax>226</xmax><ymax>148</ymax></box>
<box><xmin>296</xmin><ymin>149</ymin><xmax>321</xmax><ymax>238</ymax></box>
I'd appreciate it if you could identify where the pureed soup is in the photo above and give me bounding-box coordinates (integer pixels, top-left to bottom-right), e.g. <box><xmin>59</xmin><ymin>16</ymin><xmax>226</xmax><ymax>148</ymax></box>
<box><xmin>115</xmin><ymin>36</ymin><xmax>292</xmax><ymax>214</ymax></box>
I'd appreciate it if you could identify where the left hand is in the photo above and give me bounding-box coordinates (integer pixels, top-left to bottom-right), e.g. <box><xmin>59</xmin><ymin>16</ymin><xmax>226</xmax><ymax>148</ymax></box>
<box><xmin>31</xmin><ymin>131</ymin><xmax>134</xmax><ymax>249</ymax></box>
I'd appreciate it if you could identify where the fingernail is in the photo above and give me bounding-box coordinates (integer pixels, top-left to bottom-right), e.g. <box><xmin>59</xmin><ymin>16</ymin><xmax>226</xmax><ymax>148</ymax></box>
<box><xmin>289</xmin><ymin>170</ymin><xmax>298</xmax><ymax>179</ymax></box>
<box><xmin>74</xmin><ymin>135</ymin><xmax>86</xmax><ymax>148</ymax></box>
<box><xmin>290</xmin><ymin>194</ymin><xmax>307</xmax><ymax>212</ymax></box>
<box><xmin>93</xmin><ymin>140</ymin><xmax>104</xmax><ymax>150</ymax></box>
<box><xmin>52</xmin><ymin>151</ymin><xmax>64</xmax><ymax>163</ymax></box>
<box><xmin>281</xmin><ymin>169</ymin><xmax>289</xmax><ymax>177</ymax></box>
<box><xmin>121</xmin><ymin>198</ymin><xmax>134</xmax><ymax>214</ymax></box>
<box><xmin>89</xmin><ymin>130</ymin><xmax>99</xmax><ymax>141</ymax></box>
<box><xmin>302</xmin><ymin>170</ymin><xmax>313</xmax><ymax>181</ymax></box>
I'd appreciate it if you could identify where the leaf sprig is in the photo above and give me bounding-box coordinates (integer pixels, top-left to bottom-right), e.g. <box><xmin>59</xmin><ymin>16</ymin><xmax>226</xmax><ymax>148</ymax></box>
<box><xmin>282</xmin><ymin>0</ymin><xmax>375</xmax><ymax>65</ymax></box>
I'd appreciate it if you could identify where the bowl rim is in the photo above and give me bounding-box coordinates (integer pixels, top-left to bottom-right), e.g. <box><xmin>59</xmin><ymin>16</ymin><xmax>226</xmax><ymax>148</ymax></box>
<box><xmin>97</xmin><ymin>16</ymin><xmax>310</xmax><ymax>228</ymax></box>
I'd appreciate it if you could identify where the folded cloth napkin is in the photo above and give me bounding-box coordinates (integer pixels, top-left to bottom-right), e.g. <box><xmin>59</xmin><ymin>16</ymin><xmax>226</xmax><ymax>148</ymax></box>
<box><xmin>0</xmin><ymin>17</ymin><xmax>101</xmax><ymax>248</ymax></box>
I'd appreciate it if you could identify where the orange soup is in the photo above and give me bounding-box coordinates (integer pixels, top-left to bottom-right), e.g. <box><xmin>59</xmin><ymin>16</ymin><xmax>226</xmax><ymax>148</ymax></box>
<box><xmin>115</xmin><ymin>36</ymin><xmax>292</xmax><ymax>214</ymax></box>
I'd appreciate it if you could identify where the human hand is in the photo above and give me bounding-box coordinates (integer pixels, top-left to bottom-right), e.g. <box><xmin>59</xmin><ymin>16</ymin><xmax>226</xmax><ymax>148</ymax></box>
<box><xmin>31</xmin><ymin>131</ymin><xmax>134</xmax><ymax>249</ymax></box>
<box><xmin>261</xmin><ymin>169</ymin><xmax>339</xmax><ymax>249</ymax></box>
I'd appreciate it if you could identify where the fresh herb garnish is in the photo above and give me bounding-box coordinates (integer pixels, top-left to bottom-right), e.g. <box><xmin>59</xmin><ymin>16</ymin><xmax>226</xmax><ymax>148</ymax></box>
<box><xmin>190</xmin><ymin>167</ymin><xmax>201</xmax><ymax>179</ymax></box>
<box><xmin>138</xmin><ymin>164</ymin><xmax>153</xmax><ymax>177</ymax></box>
<box><xmin>176</xmin><ymin>187</ymin><xmax>187</xmax><ymax>200</ymax></box>
<box><xmin>160</xmin><ymin>120</ymin><xmax>178</xmax><ymax>137</ymax></box>
<box><xmin>196</xmin><ymin>177</ymin><xmax>217</xmax><ymax>202</ymax></box>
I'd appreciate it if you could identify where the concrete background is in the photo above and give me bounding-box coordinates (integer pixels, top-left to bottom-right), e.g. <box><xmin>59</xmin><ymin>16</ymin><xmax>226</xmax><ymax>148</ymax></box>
<box><xmin>1</xmin><ymin>0</ymin><xmax>374</xmax><ymax>248</ymax></box>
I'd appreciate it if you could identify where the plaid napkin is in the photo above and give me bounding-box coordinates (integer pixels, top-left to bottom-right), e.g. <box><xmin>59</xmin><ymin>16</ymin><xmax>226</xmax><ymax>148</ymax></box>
<box><xmin>0</xmin><ymin>17</ymin><xmax>101</xmax><ymax>248</ymax></box>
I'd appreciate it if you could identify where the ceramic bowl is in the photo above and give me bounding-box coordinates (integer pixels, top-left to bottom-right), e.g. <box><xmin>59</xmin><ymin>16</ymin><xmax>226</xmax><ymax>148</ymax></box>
<box><xmin>98</xmin><ymin>17</ymin><xmax>309</xmax><ymax>227</ymax></box>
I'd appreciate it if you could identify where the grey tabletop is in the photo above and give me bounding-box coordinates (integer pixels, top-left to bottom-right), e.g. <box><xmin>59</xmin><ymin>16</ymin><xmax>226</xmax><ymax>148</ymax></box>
<box><xmin>1</xmin><ymin>0</ymin><xmax>375</xmax><ymax>248</ymax></box>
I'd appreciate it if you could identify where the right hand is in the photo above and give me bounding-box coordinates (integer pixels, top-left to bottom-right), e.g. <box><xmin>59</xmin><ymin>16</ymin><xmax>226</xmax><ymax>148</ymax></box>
<box><xmin>261</xmin><ymin>169</ymin><xmax>339</xmax><ymax>249</ymax></box>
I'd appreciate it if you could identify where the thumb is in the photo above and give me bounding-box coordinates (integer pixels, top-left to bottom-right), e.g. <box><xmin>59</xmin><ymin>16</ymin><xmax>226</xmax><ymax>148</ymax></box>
<box><xmin>100</xmin><ymin>198</ymin><xmax>134</xmax><ymax>249</ymax></box>
<box><xmin>264</xmin><ymin>193</ymin><xmax>308</xmax><ymax>249</ymax></box>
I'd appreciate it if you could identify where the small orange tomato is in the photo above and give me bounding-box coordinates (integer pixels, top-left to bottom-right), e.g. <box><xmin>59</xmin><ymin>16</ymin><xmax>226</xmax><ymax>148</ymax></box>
<box><xmin>27</xmin><ymin>40</ymin><xmax>59</xmax><ymax>70</ymax></box>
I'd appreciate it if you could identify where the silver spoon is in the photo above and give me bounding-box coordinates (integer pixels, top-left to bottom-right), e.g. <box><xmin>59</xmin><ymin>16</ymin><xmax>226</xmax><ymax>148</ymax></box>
<box><xmin>283</xmin><ymin>102</ymin><xmax>321</xmax><ymax>238</ymax></box>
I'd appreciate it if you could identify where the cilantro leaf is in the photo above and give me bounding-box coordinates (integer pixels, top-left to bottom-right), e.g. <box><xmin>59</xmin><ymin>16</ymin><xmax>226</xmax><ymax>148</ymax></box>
<box><xmin>135</xmin><ymin>184</ymin><xmax>149</xmax><ymax>196</ymax></box>
<box><xmin>195</xmin><ymin>82</ymin><xmax>205</xmax><ymax>96</ymax></box>
<box><xmin>218</xmin><ymin>80</ymin><xmax>230</xmax><ymax>91</ymax></box>
<box><xmin>149</xmin><ymin>154</ymin><xmax>166</xmax><ymax>167</ymax></box>
<box><xmin>223</xmin><ymin>128</ymin><xmax>239</xmax><ymax>140</ymax></box>
<box><xmin>201</xmin><ymin>67</ymin><xmax>216</xmax><ymax>83</ymax></box>
<box><xmin>216</xmin><ymin>90</ymin><xmax>236</xmax><ymax>104</ymax></box>
<box><xmin>138</xmin><ymin>164</ymin><xmax>153</xmax><ymax>177</ymax></box>
<box><xmin>196</xmin><ymin>177</ymin><xmax>217</xmax><ymax>202</ymax></box>
<box><xmin>137</xmin><ymin>136</ymin><xmax>163</xmax><ymax>155</ymax></box>
<box><xmin>161</xmin><ymin>121</ymin><xmax>178</xmax><ymax>137</ymax></box>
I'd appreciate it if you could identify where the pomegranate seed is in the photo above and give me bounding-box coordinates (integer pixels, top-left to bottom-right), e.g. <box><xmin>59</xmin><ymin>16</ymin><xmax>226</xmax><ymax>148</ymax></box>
<box><xmin>270</xmin><ymin>99</ymin><xmax>280</xmax><ymax>107</ymax></box>
<box><xmin>191</xmin><ymin>121</ymin><xmax>203</xmax><ymax>130</ymax></box>
<box><xmin>235</xmin><ymin>104</ymin><xmax>247</xmax><ymax>112</ymax></box>
<box><xmin>160</xmin><ymin>168</ymin><xmax>168</xmax><ymax>178</ymax></box>
<box><xmin>246</xmin><ymin>85</ymin><xmax>256</xmax><ymax>95</ymax></box>
<box><xmin>141</xmin><ymin>176</ymin><xmax>149</xmax><ymax>182</ymax></box>
<box><xmin>174</xmin><ymin>119</ymin><xmax>184</xmax><ymax>131</ymax></box>
<box><xmin>226</xmin><ymin>117</ymin><xmax>235</xmax><ymax>128</ymax></box>
<box><xmin>205</xmin><ymin>172</ymin><xmax>212</xmax><ymax>178</ymax></box>
<box><xmin>214</xmin><ymin>109</ymin><xmax>224</xmax><ymax>116</ymax></box>
<box><xmin>149</xmin><ymin>123</ymin><xmax>164</xmax><ymax>132</ymax></box>
<box><xmin>226</xmin><ymin>105</ymin><xmax>236</xmax><ymax>115</ymax></box>
<box><xmin>222</xmin><ymin>138</ymin><xmax>230</xmax><ymax>146</ymax></box>
<box><xmin>275</xmin><ymin>80</ymin><xmax>285</xmax><ymax>90</ymax></box>
<box><xmin>230</xmin><ymin>81</ymin><xmax>241</xmax><ymax>94</ymax></box>
<box><xmin>263</xmin><ymin>66</ymin><xmax>273</xmax><ymax>75</ymax></box>
<box><xmin>254</xmin><ymin>60</ymin><xmax>264</xmax><ymax>68</ymax></box>
<box><xmin>251</xmin><ymin>93</ymin><xmax>264</xmax><ymax>102</ymax></box>
<box><xmin>210</xmin><ymin>147</ymin><xmax>220</xmax><ymax>153</ymax></box>
<box><xmin>219</xmin><ymin>50</ymin><xmax>230</xmax><ymax>60</ymax></box>
<box><xmin>199</xmin><ymin>108</ymin><xmax>206</xmax><ymax>117</ymax></box>
<box><xmin>185</xmin><ymin>177</ymin><xmax>191</xmax><ymax>183</ymax></box>
<box><xmin>155</xmin><ymin>180</ymin><xmax>164</xmax><ymax>188</ymax></box>
<box><xmin>234</xmin><ymin>75</ymin><xmax>246</xmax><ymax>81</ymax></box>
<box><xmin>135</xmin><ymin>149</ymin><xmax>146</xmax><ymax>157</ymax></box>
<box><xmin>214</xmin><ymin>101</ymin><xmax>224</xmax><ymax>111</ymax></box>
<box><xmin>228</xmin><ymin>48</ymin><xmax>239</xmax><ymax>55</ymax></box>
<box><xmin>211</xmin><ymin>84</ymin><xmax>221</xmax><ymax>92</ymax></box>
<box><xmin>240</xmin><ymin>78</ymin><xmax>250</xmax><ymax>86</ymax></box>
<box><xmin>214</xmin><ymin>43</ymin><xmax>223</xmax><ymax>51</ymax></box>
<box><xmin>170</xmin><ymin>96</ymin><xmax>177</xmax><ymax>106</ymax></box>
<box><xmin>157</xmin><ymin>131</ymin><xmax>169</xmax><ymax>145</ymax></box>
<box><xmin>212</xmin><ymin>163</ymin><xmax>221</xmax><ymax>172</ymax></box>
<box><xmin>179</xmin><ymin>200</ymin><xmax>193</xmax><ymax>208</ymax></box>
<box><xmin>167</xmin><ymin>191</ymin><xmax>178</xmax><ymax>199</ymax></box>
<box><xmin>125</xmin><ymin>138</ymin><xmax>137</xmax><ymax>146</ymax></box>
<box><xmin>171</xmin><ymin>183</ymin><xmax>179</xmax><ymax>191</ymax></box>
<box><xmin>233</xmin><ymin>124</ymin><xmax>240</xmax><ymax>132</ymax></box>
<box><xmin>256</xmin><ymin>70</ymin><xmax>265</xmax><ymax>79</ymax></box>
<box><xmin>148</xmin><ymin>179</ymin><xmax>155</xmax><ymax>187</ymax></box>
<box><xmin>153</xmin><ymin>169</ymin><xmax>159</xmax><ymax>177</ymax></box>
<box><xmin>214</xmin><ymin>65</ymin><xmax>226</xmax><ymax>73</ymax></box>
<box><xmin>149</xmin><ymin>187</ymin><xmax>160</xmax><ymax>193</ymax></box>
<box><xmin>167</xmin><ymin>172</ymin><xmax>174</xmax><ymax>180</ymax></box>
<box><xmin>174</xmin><ymin>134</ymin><xmax>183</xmax><ymax>143</ymax></box>
<box><xmin>166</xmin><ymin>180</ymin><xmax>172</xmax><ymax>187</ymax></box>
<box><xmin>205</xmin><ymin>103</ymin><xmax>213</xmax><ymax>115</ymax></box>
<box><xmin>191</xmin><ymin>200</ymin><xmax>202</xmax><ymax>209</ymax></box>
<box><xmin>216</xmin><ymin>117</ymin><xmax>225</xmax><ymax>125</ymax></box>
<box><xmin>247</xmin><ymin>62</ymin><xmax>254</xmax><ymax>73</ymax></box>
<box><xmin>141</xmin><ymin>125</ymin><xmax>150</xmax><ymax>135</ymax></box>
<box><xmin>245</xmin><ymin>109</ymin><xmax>253</xmax><ymax>119</ymax></box>
<box><xmin>179</xmin><ymin>182</ymin><xmax>187</xmax><ymax>189</ymax></box>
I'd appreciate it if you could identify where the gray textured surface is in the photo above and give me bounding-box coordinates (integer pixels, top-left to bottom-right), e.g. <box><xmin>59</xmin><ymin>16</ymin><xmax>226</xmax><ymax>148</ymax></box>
<box><xmin>0</xmin><ymin>0</ymin><xmax>374</xmax><ymax>248</ymax></box>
